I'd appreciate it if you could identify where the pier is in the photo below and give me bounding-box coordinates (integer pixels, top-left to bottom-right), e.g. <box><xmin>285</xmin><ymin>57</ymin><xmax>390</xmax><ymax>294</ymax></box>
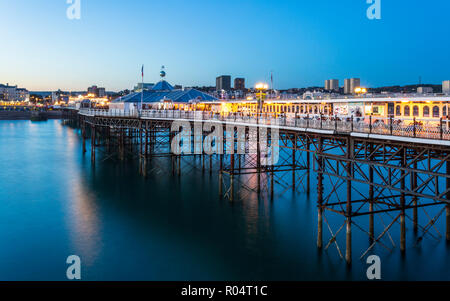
<box><xmin>69</xmin><ymin>108</ymin><xmax>450</xmax><ymax>265</ymax></box>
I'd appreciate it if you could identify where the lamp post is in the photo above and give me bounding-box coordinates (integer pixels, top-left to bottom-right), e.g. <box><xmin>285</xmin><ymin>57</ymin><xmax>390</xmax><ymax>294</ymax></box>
<box><xmin>354</xmin><ymin>87</ymin><xmax>367</xmax><ymax>96</ymax></box>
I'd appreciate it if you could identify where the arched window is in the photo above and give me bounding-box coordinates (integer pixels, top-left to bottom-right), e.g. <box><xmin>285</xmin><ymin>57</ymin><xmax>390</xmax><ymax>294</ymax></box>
<box><xmin>396</xmin><ymin>105</ymin><xmax>401</xmax><ymax>116</ymax></box>
<box><xmin>423</xmin><ymin>106</ymin><xmax>430</xmax><ymax>117</ymax></box>
<box><xmin>413</xmin><ymin>106</ymin><xmax>419</xmax><ymax>117</ymax></box>
<box><xmin>404</xmin><ymin>105</ymin><xmax>410</xmax><ymax>116</ymax></box>
<box><xmin>324</xmin><ymin>106</ymin><xmax>329</xmax><ymax>114</ymax></box>
<box><xmin>300</xmin><ymin>106</ymin><xmax>304</xmax><ymax>113</ymax></box>
<box><xmin>314</xmin><ymin>106</ymin><xmax>318</xmax><ymax>114</ymax></box>
<box><xmin>443</xmin><ymin>106</ymin><xmax>447</xmax><ymax>117</ymax></box>
<box><xmin>309</xmin><ymin>106</ymin><xmax>312</xmax><ymax>114</ymax></box>
<box><xmin>433</xmin><ymin>106</ymin><xmax>440</xmax><ymax>118</ymax></box>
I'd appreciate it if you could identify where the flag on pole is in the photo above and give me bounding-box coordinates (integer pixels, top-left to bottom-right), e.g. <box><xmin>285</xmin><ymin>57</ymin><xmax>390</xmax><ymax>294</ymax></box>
<box><xmin>141</xmin><ymin>65</ymin><xmax>144</xmax><ymax>78</ymax></box>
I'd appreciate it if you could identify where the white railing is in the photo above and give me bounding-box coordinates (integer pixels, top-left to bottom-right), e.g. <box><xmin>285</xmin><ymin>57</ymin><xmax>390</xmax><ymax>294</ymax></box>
<box><xmin>78</xmin><ymin>108</ymin><xmax>450</xmax><ymax>141</ymax></box>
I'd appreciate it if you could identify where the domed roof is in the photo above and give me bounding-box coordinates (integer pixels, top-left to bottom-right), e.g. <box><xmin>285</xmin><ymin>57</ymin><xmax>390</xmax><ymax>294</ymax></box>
<box><xmin>113</xmin><ymin>88</ymin><xmax>217</xmax><ymax>103</ymax></box>
<box><xmin>152</xmin><ymin>80</ymin><xmax>174</xmax><ymax>91</ymax></box>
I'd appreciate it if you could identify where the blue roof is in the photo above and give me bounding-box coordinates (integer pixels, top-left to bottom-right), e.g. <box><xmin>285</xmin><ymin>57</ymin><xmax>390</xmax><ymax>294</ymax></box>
<box><xmin>113</xmin><ymin>89</ymin><xmax>217</xmax><ymax>103</ymax></box>
<box><xmin>152</xmin><ymin>80</ymin><xmax>174</xmax><ymax>91</ymax></box>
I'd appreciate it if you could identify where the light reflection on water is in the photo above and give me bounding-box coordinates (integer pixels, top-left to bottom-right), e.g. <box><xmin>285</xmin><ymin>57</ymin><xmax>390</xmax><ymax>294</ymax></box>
<box><xmin>0</xmin><ymin>120</ymin><xmax>449</xmax><ymax>281</ymax></box>
<box><xmin>62</xmin><ymin>127</ymin><xmax>101</xmax><ymax>266</ymax></box>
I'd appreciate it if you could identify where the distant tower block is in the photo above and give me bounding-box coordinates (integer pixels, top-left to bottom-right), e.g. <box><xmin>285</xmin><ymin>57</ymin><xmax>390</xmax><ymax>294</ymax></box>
<box><xmin>234</xmin><ymin>78</ymin><xmax>245</xmax><ymax>90</ymax></box>
<box><xmin>325</xmin><ymin>79</ymin><xmax>339</xmax><ymax>92</ymax></box>
<box><xmin>329</xmin><ymin>79</ymin><xmax>339</xmax><ymax>92</ymax></box>
<box><xmin>344</xmin><ymin>78</ymin><xmax>360</xmax><ymax>94</ymax></box>
<box><xmin>216</xmin><ymin>75</ymin><xmax>231</xmax><ymax>91</ymax></box>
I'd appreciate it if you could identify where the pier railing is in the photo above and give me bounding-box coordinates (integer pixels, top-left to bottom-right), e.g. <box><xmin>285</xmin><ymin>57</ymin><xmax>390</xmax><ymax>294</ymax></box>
<box><xmin>79</xmin><ymin>108</ymin><xmax>450</xmax><ymax>141</ymax></box>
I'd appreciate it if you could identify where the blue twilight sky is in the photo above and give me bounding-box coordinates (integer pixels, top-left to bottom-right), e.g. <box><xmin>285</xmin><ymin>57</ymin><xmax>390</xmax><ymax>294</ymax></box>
<box><xmin>0</xmin><ymin>0</ymin><xmax>449</xmax><ymax>91</ymax></box>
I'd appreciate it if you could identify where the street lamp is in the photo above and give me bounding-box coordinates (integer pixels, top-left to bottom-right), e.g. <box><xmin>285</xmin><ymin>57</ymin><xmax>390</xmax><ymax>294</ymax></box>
<box><xmin>354</xmin><ymin>87</ymin><xmax>367</xmax><ymax>95</ymax></box>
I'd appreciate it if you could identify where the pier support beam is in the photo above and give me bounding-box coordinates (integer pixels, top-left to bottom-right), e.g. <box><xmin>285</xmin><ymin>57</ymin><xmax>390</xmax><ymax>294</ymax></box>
<box><xmin>218</xmin><ymin>171</ymin><xmax>223</xmax><ymax>198</ymax></box>
<box><xmin>447</xmin><ymin>204</ymin><xmax>450</xmax><ymax>242</ymax></box>
<box><xmin>317</xmin><ymin>137</ymin><xmax>324</xmax><ymax>250</ymax></box>
<box><xmin>292</xmin><ymin>147</ymin><xmax>296</xmax><ymax>191</ymax></box>
<box><xmin>119</xmin><ymin>129</ymin><xmax>124</xmax><ymax>161</ymax></box>
<box><xmin>144</xmin><ymin>123</ymin><xmax>148</xmax><ymax>158</ymax></box>
<box><xmin>400</xmin><ymin>147</ymin><xmax>406</xmax><ymax>253</ymax></box>
<box><xmin>446</xmin><ymin>154</ymin><xmax>450</xmax><ymax>241</ymax></box>
<box><xmin>369</xmin><ymin>143</ymin><xmax>374</xmax><ymax>241</ymax></box>
<box><xmin>270</xmin><ymin>165</ymin><xmax>275</xmax><ymax>201</ymax></box>
<box><xmin>91</xmin><ymin>125</ymin><xmax>96</xmax><ymax>165</ymax></box>
<box><xmin>256</xmin><ymin>127</ymin><xmax>261</xmax><ymax>196</ymax></box>
<box><xmin>412</xmin><ymin>150</ymin><xmax>418</xmax><ymax>233</ymax></box>
<box><xmin>230</xmin><ymin>154</ymin><xmax>235</xmax><ymax>201</ymax></box>
<box><xmin>306</xmin><ymin>140</ymin><xmax>311</xmax><ymax>195</ymax></box>
<box><xmin>82</xmin><ymin>124</ymin><xmax>86</xmax><ymax>154</ymax></box>
<box><xmin>345</xmin><ymin>137</ymin><xmax>353</xmax><ymax>265</ymax></box>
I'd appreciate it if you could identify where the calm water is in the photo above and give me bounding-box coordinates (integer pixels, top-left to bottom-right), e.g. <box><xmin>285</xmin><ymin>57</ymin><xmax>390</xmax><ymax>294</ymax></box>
<box><xmin>1</xmin><ymin>120</ymin><xmax>450</xmax><ymax>281</ymax></box>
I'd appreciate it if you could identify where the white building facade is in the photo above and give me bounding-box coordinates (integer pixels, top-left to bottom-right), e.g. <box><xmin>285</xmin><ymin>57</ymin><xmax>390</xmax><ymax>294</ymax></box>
<box><xmin>0</xmin><ymin>84</ymin><xmax>29</xmax><ymax>102</ymax></box>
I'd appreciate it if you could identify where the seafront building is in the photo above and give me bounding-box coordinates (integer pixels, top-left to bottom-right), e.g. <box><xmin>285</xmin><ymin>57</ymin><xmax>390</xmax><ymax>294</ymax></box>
<box><xmin>87</xmin><ymin>85</ymin><xmax>106</xmax><ymax>97</ymax></box>
<box><xmin>52</xmin><ymin>90</ymin><xmax>70</xmax><ymax>104</ymax></box>
<box><xmin>417</xmin><ymin>86</ymin><xmax>433</xmax><ymax>94</ymax></box>
<box><xmin>0</xmin><ymin>83</ymin><xmax>29</xmax><ymax>102</ymax></box>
